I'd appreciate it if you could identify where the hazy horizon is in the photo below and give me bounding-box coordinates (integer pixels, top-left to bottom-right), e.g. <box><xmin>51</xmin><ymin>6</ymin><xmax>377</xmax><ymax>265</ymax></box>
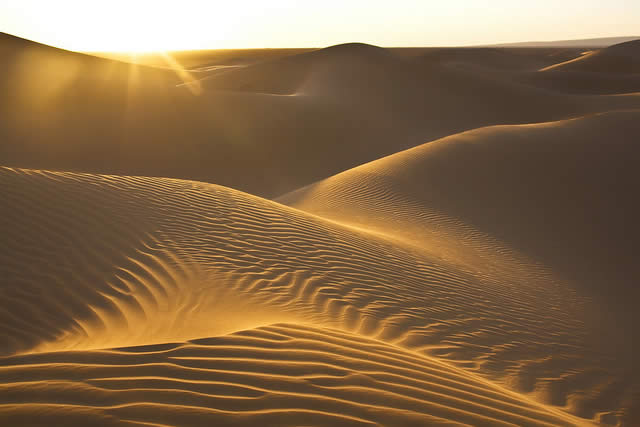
<box><xmin>2</xmin><ymin>0</ymin><xmax>639</xmax><ymax>52</ymax></box>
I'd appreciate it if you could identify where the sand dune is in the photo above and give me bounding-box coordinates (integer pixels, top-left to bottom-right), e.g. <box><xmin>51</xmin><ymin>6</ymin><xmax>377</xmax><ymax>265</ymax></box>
<box><xmin>414</xmin><ymin>45</ymin><xmax>640</xmax><ymax>95</ymax></box>
<box><xmin>200</xmin><ymin>43</ymin><xmax>396</xmax><ymax>95</ymax></box>
<box><xmin>0</xmin><ymin>33</ymin><xmax>179</xmax><ymax>91</ymax></box>
<box><xmin>418</xmin><ymin>47</ymin><xmax>562</xmax><ymax>71</ymax></box>
<box><xmin>488</xmin><ymin>36</ymin><xmax>640</xmax><ymax>48</ymax></box>
<box><xmin>0</xmin><ymin>323</ymin><xmax>591</xmax><ymax>427</ymax></box>
<box><xmin>93</xmin><ymin>48</ymin><xmax>316</xmax><ymax>70</ymax></box>
<box><xmin>0</xmin><ymin>167</ymin><xmax>575</xmax><ymax>356</ymax></box>
<box><xmin>2</xmin><ymin>34</ymin><xmax>640</xmax><ymax>196</ymax></box>
<box><xmin>279</xmin><ymin>111</ymin><xmax>640</xmax><ymax>303</ymax></box>
<box><xmin>415</xmin><ymin>42</ymin><xmax>640</xmax><ymax>95</ymax></box>
<box><xmin>541</xmin><ymin>39</ymin><xmax>640</xmax><ymax>73</ymax></box>
<box><xmin>528</xmin><ymin>40</ymin><xmax>640</xmax><ymax>94</ymax></box>
<box><xmin>525</xmin><ymin>69</ymin><xmax>640</xmax><ymax>94</ymax></box>
<box><xmin>280</xmin><ymin>111</ymin><xmax>640</xmax><ymax>424</ymax></box>
<box><xmin>0</xmin><ymin>166</ymin><xmax>634</xmax><ymax>425</ymax></box>
<box><xmin>279</xmin><ymin>111</ymin><xmax>640</xmax><ymax>347</ymax></box>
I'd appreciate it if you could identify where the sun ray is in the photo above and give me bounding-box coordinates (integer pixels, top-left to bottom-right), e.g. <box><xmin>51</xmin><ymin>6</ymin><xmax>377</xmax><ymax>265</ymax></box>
<box><xmin>160</xmin><ymin>52</ymin><xmax>202</xmax><ymax>95</ymax></box>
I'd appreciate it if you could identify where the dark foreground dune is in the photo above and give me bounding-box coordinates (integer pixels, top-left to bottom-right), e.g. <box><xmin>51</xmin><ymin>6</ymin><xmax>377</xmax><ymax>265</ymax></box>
<box><xmin>1</xmin><ymin>34</ymin><xmax>640</xmax><ymax>426</ymax></box>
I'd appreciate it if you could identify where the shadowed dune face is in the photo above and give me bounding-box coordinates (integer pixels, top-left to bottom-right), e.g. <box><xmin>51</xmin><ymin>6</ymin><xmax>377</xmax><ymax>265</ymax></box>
<box><xmin>418</xmin><ymin>47</ymin><xmax>558</xmax><ymax>71</ymax></box>
<box><xmin>200</xmin><ymin>42</ymin><xmax>397</xmax><ymax>96</ymax></box>
<box><xmin>524</xmin><ymin>70</ymin><xmax>640</xmax><ymax>95</ymax></box>
<box><xmin>2</xmin><ymin>34</ymin><xmax>640</xmax><ymax>197</ymax></box>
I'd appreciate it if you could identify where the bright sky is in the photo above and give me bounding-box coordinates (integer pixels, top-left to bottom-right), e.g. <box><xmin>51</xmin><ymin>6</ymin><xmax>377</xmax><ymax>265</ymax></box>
<box><xmin>1</xmin><ymin>0</ymin><xmax>639</xmax><ymax>52</ymax></box>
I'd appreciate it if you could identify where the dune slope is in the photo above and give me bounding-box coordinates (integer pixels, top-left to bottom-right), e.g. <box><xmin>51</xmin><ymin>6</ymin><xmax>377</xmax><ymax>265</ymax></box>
<box><xmin>525</xmin><ymin>39</ymin><xmax>640</xmax><ymax>94</ymax></box>
<box><xmin>541</xmin><ymin>39</ymin><xmax>640</xmax><ymax>73</ymax></box>
<box><xmin>280</xmin><ymin>111</ymin><xmax>640</xmax><ymax>424</ymax></box>
<box><xmin>279</xmin><ymin>111</ymin><xmax>640</xmax><ymax>305</ymax></box>
<box><xmin>0</xmin><ymin>323</ymin><xmax>591</xmax><ymax>427</ymax></box>
<box><xmin>0</xmin><ymin>166</ymin><xmax>633</xmax><ymax>425</ymax></box>
<box><xmin>489</xmin><ymin>36</ymin><xmax>640</xmax><ymax>48</ymax></box>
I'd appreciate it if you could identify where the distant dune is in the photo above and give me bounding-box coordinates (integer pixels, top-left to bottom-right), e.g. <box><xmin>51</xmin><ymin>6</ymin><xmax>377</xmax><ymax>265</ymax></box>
<box><xmin>92</xmin><ymin>48</ymin><xmax>316</xmax><ymax>69</ymax></box>
<box><xmin>1</xmin><ymin>32</ymin><xmax>640</xmax><ymax>426</ymax></box>
<box><xmin>541</xmin><ymin>39</ymin><xmax>640</xmax><ymax>73</ymax></box>
<box><xmin>488</xmin><ymin>36</ymin><xmax>640</xmax><ymax>48</ymax></box>
<box><xmin>2</xmin><ymin>33</ymin><xmax>639</xmax><ymax>196</ymax></box>
<box><xmin>525</xmin><ymin>39</ymin><xmax>640</xmax><ymax>95</ymax></box>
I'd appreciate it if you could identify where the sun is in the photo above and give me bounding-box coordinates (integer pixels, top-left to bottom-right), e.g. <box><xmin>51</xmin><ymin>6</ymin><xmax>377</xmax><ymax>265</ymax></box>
<box><xmin>1</xmin><ymin>0</ymin><xmax>239</xmax><ymax>52</ymax></box>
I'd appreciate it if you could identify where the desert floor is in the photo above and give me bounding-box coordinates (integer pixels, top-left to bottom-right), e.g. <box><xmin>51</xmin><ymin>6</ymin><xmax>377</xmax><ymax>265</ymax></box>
<box><xmin>1</xmin><ymin>34</ymin><xmax>640</xmax><ymax>426</ymax></box>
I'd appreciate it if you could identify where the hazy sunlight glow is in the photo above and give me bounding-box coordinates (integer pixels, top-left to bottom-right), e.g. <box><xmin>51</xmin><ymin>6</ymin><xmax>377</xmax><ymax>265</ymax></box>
<box><xmin>160</xmin><ymin>52</ymin><xmax>203</xmax><ymax>95</ymax></box>
<box><xmin>1</xmin><ymin>0</ymin><xmax>639</xmax><ymax>52</ymax></box>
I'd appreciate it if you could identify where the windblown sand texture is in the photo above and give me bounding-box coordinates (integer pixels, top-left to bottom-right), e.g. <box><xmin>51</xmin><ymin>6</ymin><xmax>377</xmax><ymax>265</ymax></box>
<box><xmin>1</xmin><ymin>33</ymin><xmax>639</xmax><ymax>426</ymax></box>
